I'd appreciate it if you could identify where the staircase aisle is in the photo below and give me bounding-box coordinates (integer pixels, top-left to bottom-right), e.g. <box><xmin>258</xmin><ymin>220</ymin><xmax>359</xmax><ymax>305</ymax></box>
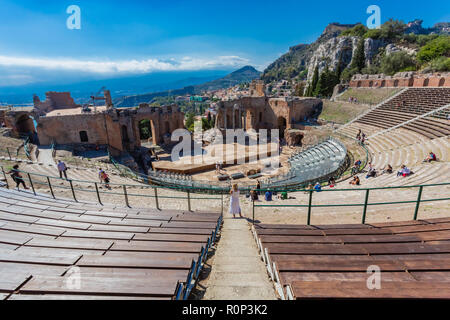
<box><xmin>37</xmin><ymin>146</ymin><xmax>55</xmax><ymax>166</ymax></box>
<box><xmin>202</xmin><ymin>217</ymin><xmax>277</xmax><ymax>300</ymax></box>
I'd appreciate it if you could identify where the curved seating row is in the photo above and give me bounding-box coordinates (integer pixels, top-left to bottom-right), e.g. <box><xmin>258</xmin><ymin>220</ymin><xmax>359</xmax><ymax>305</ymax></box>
<box><xmin>0</xmin><ymin>187</ymin><xmax>222</xmax><ymax>300</ymax></box>
<box><xmin>263</xmin><ymin>139</ymin><xmax>347</xmax><ymax>189</ymax></box>
<box><xmin>252</xmin><ymin>218</ymin><xmax>450</xmax><ymax>299</ymax></box>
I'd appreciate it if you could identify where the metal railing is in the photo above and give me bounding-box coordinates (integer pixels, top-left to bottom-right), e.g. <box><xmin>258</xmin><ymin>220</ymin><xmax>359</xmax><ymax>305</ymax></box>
<box><xmin>0</xmin><ymin>165</ymin><xmax>224</xmax><ymax>213</ymax></box>
<box><xmin>251</xmin><ymin>182</ymin><xmax>450</xmax><ymax>225</ymax></box>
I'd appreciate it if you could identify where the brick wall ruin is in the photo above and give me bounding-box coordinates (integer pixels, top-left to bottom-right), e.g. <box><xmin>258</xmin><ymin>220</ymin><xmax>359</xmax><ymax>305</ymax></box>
<box><xmin>349</xmin><ymin>72</ymin><xmax>450</xmax><ymax>88</ymax></box>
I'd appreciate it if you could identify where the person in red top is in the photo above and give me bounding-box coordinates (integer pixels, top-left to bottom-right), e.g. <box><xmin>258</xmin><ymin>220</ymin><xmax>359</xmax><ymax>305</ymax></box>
<box><xmin>424</xmin><ymin>152</ymin><xmax>437</xmax><ymax>163</ymax></box>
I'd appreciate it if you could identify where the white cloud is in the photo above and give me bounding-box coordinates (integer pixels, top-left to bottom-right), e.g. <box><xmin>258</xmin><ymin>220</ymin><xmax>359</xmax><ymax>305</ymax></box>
<box><xmin>0</xmin><ymin>55</ymin><xmax>250</xmax><ymax>74</ymax></box>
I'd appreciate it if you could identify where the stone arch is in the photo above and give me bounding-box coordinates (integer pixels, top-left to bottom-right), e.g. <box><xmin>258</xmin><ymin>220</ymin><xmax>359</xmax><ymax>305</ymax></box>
<box><xmin>138</xmin><ymin>119</ymin><xmax>156</xmax><ymax>143</ymax></box>
<box><xmin>15</xmin><ymin>114</ymin><xmax>35</xmax><ymax>137</ymax></box>
<box><xmin>380</xmin><ymin>80</ymin><xmax>386</xmax><ymax>87</ymax></box>
<box><xmin>438</xmin><ymin>78</ymin><xmax>445</xmax><ymax>87</ymax></box>
<box><xmin>357</xmin><ymin>81</ymin><xmax>362</xmax><ymax>88</ymax></box>
<box><xmin>277</xmin><ymin>116</ymin><xmax>287</xmax><ymax>139</ymax></box>
<box><xmin>393</xmin><ymin>80</ymin><xmax>399</xmax><ymax>87</ymax></box>
<box><xmin>423</xmin><ymin>78</ymin><xmax>429</xmax><ymax>87</ymax></box>
<box><xmin>369</xmin><ymin>81</ymin><xmax>373</xmax><ymax>87</ymax></box>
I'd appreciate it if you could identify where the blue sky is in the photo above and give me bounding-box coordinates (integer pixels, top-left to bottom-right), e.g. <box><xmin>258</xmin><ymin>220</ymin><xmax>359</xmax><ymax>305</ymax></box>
<box><xmin>0</xmin><ymin>0</ymin><xmax>448</xmax><ymax>86</ymax></box>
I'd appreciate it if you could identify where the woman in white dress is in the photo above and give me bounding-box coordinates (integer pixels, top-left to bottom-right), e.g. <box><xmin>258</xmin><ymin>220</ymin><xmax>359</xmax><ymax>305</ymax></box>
<box><xmin>229</xmin><ymin>184</ymin><xmax>242</xmax><ymax>218</ymax></box>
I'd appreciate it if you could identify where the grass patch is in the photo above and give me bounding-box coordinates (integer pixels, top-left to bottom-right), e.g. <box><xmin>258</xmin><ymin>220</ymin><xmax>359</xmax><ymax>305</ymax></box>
<box><xmin>320</xmin><ymin>100</ymin><xmax>371</xmax><ymax>124</ymax></box>
<box><xmin>337</xmin><ymin>88</ymin><xmax>401</xmax><ymax>106</ymax></box>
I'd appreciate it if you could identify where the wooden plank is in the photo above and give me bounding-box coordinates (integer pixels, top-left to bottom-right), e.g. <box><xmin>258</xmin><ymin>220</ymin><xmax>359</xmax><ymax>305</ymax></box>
<box><xmin>0</xmin><ymin>250</ymin><xmax>81</xmax><ymax>266</ymax></box>
<box><xmin>0</xmin><ymin>243</ymin><xmax>19</xmax><ymax>251</ymax></box>
<box><xmin>61</xmin><ymin>230</ymin><xmax>135</xmax><ymax>241</ymax></box>
<box><xmin>410</xmin><ymin>271</ymin><xmax>450</xmax><ymax>282</ymax></box>
<box><xmin>75</xmin><ymin>267</ymin><xmax>189</xmax><ymax>282</ymax></box>
<box><xmin>84</xmin><ymin>211</ymin><xmax>127</xmax><ymax>219</ymax></box>
<box><xmin>289</xmin><ymin>281</ymin><xmax>450</xmax><ymax>299</ymax></box>
<box><xmin>61</xmin><ymin>215</ymin><xmax>112</xmax><ymax>225</ymax></box>
<box><xmin>0</xmin><ymin>262</ymin><xmax>67</xmax><ymax>277</ymax></box>
<box><xmin>5</xmin><ymin>208</ymin><xmax>66</xmax><ymax>220</ymax></box>
<box><xmin>255</xmin><ymin>224</ymin><xmax>315</xmax><ymax>230</ymax></box>
<box><xmin>280</xmin><ymin>271</ymin><xmax>415</xmax><ymax>285</ymax></box>
<box><xmin>0</xmin><ymin>222</ymin><xmax>66</xmax><ymax>237</ymax></box>
<box><xmin>133</xmin><ymin>233</ymin><xmax>210</xmax><ymax>243</ymax></box>
<box><xmin>15</xmin><ymin>247</ymin><xmax>104</xmax><ymax>257</ymax></box>
<box><xmin>256</xmin><ymin>229</ymin><xmax>324</xmax><ymax>236</ymax></box>
<box><xmin>369</xmin><ymin>220</ymin><xmax>427</xmax><ymax>228</ymax></box>
<box><xmin>110</xmin><ymin>240</ymin><xmax>203</xmax><ymax>253</ymax></box>
<box><xmin>409</xmin><ymin>231</ymin><xmax>450</xmax><ymax>241</ymax></box>
<box><xmin>0</xmin><ymin>293</ymin><xmax>8</xmax><ymax>300</ymax></box>
<box><xmin>160</xmin><ymin>221</ymin><xmax>218</xmax><ymax>229</ymax></box>
<box><xmin>0</xmin><ymin>230</ymin><xmax>33</xmax><ymax>245</ymax></box>
<box><xmin>148</xmin><ymin>228</ymin><xmax>213</xmax><ymax>236</ymax></box>
<box><xmin>108</xmin><ymin>219</ymin><xmax>162</xmax><ymax>228</ymax></box>
<box><xmin>20</xmin><ymin>275</ymin><xmax>180</xmax><ymax>298</ymax></box>
<box><xmin>276</xmin><ymin>260</ymin><xmax>406</xmax><ymax>272</ymax></box>
<box><xmin>0</xmin><ymin>272</ymin><xmax>31</xmax><ymax>292</ymax></box>
<box><xmin>264</xmin><ymin>243</ymin><xmax>367</xmax><ymax>255</ymax></box>
<box><xmin>26</xmin><ymin>237</ymin><xmax>113</xmax><ymax>251</ymax></box>
<box><xmin>87</xmin><ymin>225</ymin><xmax>149</xmax><ymax>233</ymax></box>
<box><xmin>0</xmin><ymin>212</ymin><xmax>39</xmax><ymax>224</ymax></box>
<box><xmin>260</xmin><ymin>234</ymin><xmax>422</xmax><ymax>244</ymax></box>
<box><xmin>387</xmin><ymin>223</ymin><xmax>450</xmax><ymax>234</ymax></box>
<box><xmin>34</xmin><ymin>218</ymin><xmax>92</xmax><ymax>230</ymax></box>
<box><xmin>78</xmin><ymin>252</ymin><xmax>197</xmax><ymax>269</ymax></box>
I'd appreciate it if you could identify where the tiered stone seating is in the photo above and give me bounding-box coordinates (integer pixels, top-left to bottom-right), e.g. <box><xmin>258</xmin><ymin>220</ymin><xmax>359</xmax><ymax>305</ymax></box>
<box><xmin>252</xmin><ymin>219</ymin><xmax>450</xmax><ymax>299</ymax></box>
<box><xmin>0</xmin><ymin>187</ymin><xmax>222</xmax><ymax>300</ymax></box>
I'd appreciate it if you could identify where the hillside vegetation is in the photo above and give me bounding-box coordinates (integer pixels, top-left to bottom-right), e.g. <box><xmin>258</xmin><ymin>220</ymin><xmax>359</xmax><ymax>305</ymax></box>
<box><xmin>336</xmin><ymin>88</ymin><xmax>402</xmax><ymax>106</ymax></box>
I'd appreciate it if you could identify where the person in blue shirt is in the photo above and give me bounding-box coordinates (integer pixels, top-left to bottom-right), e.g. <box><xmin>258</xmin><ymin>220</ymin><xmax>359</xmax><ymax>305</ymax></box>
<box><xmin>265</xmin><ymin>190</ymin><xmax>273</xmax><ymax>201</ymax></box>
<box><xmin>314</xmin><ymin>182</ymin><xmax>322</xmax><ymax>192</ymax></box>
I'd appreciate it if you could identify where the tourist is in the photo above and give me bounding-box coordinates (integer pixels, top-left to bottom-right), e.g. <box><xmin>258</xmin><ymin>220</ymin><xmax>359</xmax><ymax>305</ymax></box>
<box><xmin>423</xmin><ymin>151</ymin><xmax>437</xmax><ymax>163</ymax></box>
<box><xmin>265</xmin><ymin>189</ymin><xmax>273</xmax><ymax>201</ymax></box>
<box><xmin>352</xmin><ymin>160</ymin><xmax>362</xmax><ymax>175</ymax></box>
<box><xmin>366</xmin><ymin>163</ymin><xmax>377</xmax><ymax>179</ymax></box>
<box><xmin>382</xmin><ymin>164</ymin><xmax>393</xmax><ymax>174</ymax></box>
<box><xmin>57</xmin><ymin>160</ymin><xmax>68</xmax><ymax>180</ymax></box>
<box><xmin>229</xmin><ymin>184</ymin><xmax>242</xmax><ymax>218</ymax></box>
<box><xmin>7</xmin><ymin>164</ymin><xmax>29</xmax><ymax>190</ymax></box>
<box><xmin>256</xmin><ymin>180</ymin><xmax>261</xmax><ymax>195</ymax></box>
<box><xmin>99</xmin><ymin>168</ymin><xmax>110</xmax><ymax>188</ymax></box>
<box><xmin>328</xmin><ymin>177</ymin><xmax>336</xmax><ymax>188</ymax></box>
<box><xmin>280</xmin><ymin>190</ymin><xmax>288</xmax><ymax>200</ymax></box>
<box><xmin>349</xmin><ymin>176</ymin><xmax>360</xmax><ymax>186</ymax></box>
<box><xmin>314</xmin><ymin>182</ymin><xmax>322</xmax><ymax>192</ymax></box>
<box><xmin>215</xmin><ymin>162</ymin><xmax>220</xmax><ymax>174</ymax></box>
<box><xmin>250</xmin><ymin>189</ymin><xmax>259</xmax><ymax>201</ymax></box>
<box><xmin>397</xmin><ymin>165</ymin><xmax>411</xmax><ymax>177</ymax></box>
<box><xmin>356</xmin><ymin>129</ymin><xmax>362</xmax><ymax>141</ymax></box>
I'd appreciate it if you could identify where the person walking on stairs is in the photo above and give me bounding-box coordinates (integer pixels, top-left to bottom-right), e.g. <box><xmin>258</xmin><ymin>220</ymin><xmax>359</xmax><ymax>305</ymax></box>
<box><xmin>57</xmin><ymin>160</ymin><xmax>68</xmax><ymax>180</ymax></box>
<box><xmin>7</xmin><ymin>164</ymin><xmax>29</xmax><ymax>190</ymax></box>
<box><xmin>229</xmin><ymin>184</ymin><xmax>242</xmax><ymax>219</ymax></box>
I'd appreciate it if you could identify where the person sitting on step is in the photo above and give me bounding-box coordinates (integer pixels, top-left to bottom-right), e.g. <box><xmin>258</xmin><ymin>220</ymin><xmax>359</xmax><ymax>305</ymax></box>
<box><xmin>349</xmin><ymin>176</ymin><xmax>360</xmax><ymax>186</ymax></box>
<box><xmin>424</xmin><ymin>151</ymin><xmax>437</xmax><ymax>163</ymax></box>
<box><xmin>397</xmin><ymin>165</ymin><xmax>411</xmax><ymax>177</ymax></box>
<box><xmin>382</xmin><ymin>164</ymin><xmax>393</xmax><ymax>174</ymax></box>
<box><xmin>365</xmin><ymin>163</ymin><xmax>377</xmax><ymax>179</ymax></box>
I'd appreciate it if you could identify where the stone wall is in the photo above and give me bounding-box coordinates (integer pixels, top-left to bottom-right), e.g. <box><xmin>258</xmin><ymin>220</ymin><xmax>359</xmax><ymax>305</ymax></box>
<box><xmin>349</xmin><ymin>72</ymin><xmax>450</xmax><ymax>88</ymax></box>
<box><xmin>215</xmin><ymin>96</ymin><xmax>322</xmax><ymax>135</ymax></box>
<box><xmin>34</xmin><ymin>92</ymin><xmax>80</xmax><ymax>114</ymax></box>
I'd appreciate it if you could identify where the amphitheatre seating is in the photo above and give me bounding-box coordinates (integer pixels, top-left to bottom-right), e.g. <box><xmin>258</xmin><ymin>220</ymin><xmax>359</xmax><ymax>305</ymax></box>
<box><xmin>266</xmin><ymin>139</ymin><xmax>347</xmax><ymax>189</ymax></box>
<box><xmin>348</xmin><ymin>88</ymin><xmax>450</xmax><ymax>139</ymax></box>
<box><xmin>0</xmin><ymin>187</ymin><xmax>222</xmax><ymax>300</ymax></box>
<box><xmin>252</xmin><ymin>219</ymin><xmax>450</xmax><ymax>299</ymax></box>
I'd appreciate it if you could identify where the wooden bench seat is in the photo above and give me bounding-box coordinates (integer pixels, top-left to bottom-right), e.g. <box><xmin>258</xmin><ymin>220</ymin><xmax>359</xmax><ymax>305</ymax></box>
<box><xmin>288</xmin><ymin>280</ymin><xmax>450</xmax><ymax>299</ymax></box>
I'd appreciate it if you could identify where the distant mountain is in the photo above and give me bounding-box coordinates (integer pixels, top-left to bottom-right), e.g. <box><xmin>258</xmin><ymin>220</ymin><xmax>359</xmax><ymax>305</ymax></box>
<box><xmin>0</xmin><ymin>70</ymin><xmax>229</xmax><ymax>105</ymax></box>
<box><xmin>114</xmin><ymin>66</ymin><xmax>261</xmax><ymax>107</ymax></box>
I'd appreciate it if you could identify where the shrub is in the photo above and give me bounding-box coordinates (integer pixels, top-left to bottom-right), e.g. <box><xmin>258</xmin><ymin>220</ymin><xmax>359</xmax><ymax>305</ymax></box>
<box><xmin>417</xmin><ymin>36</ymin><xmax>450</xmax><ymax>63</ymax></box>
<box><xmin>341</xmin><ymin>24</ymin><xmax>368</xmax><ymax>37</ymax></box>
<box><xmin>380</xmin><ymin>51</ymin><xmax>417</xmax><ymax>75</ymax></box>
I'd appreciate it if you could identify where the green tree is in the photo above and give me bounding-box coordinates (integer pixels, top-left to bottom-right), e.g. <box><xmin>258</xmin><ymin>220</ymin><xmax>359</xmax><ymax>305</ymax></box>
<box><xmin>306</xmin><ymin>65</ymin><xmax>319</xmax><ymax>96</ymax></box>
<box><xmin>350</xmin><ymin>38</ymin><xmax>366</xmax><ymax>72</ymax></box>
<box><xmin>417</xmin><ymin>35</ymin><xmax>450</xmax><ymax>64</ymax></box>
<box><xmin>380</xmin><ymin>51</ymin><xmax>416</xmax><ymax>75</ymax></box>
<box><xmin>185</xmin><ymin>112</ymin><xmax>195</xmax><ymax>129</ymax></box>
<box><xmin>314</xmin><ymin>69</ymin><xmax>340</xmax><ymax>98</ymax></box>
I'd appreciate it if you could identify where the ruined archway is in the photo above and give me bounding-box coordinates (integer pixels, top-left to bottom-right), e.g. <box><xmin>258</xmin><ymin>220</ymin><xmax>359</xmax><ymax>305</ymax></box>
<box><xmin>139</xmin><ymin>119</ymin><xmax>154</xmax><ymax>141</ymax></box>
<box><xmin>277</xmin><ymin>117</ymin><xmax>287</xmax><ymax>139</ymax></box>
